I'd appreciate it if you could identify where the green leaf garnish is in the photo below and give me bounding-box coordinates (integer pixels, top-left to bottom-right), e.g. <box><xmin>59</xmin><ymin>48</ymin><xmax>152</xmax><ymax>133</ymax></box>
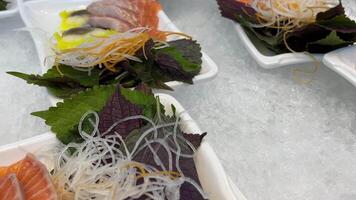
<box><xmin>32</xmin><ymin>84</ymin><xmax>117</xmax><ymax>144</ymax></box>
<box><xmin>0</xmin><ymin>0</ymin><xmax>8</xmax><ymax>11</ymax></box>
<box><xmin>317</xmin><ymin>15</ymin><xmax>356</xmax><ymax>33</ymax></box>
<box><xmin>8</xmin><ymin>65</ymin><xmax>101</xmax><ymax>98</ymax></box>
<box><xmin>120</xmin><ymin>87</ymin><xmax>157</xmax><ymax>119</ymax></box>
<box><xmin>310</xmin><ymin>31</ymin><xmax>350</xmax><ymax>46</ymax></box>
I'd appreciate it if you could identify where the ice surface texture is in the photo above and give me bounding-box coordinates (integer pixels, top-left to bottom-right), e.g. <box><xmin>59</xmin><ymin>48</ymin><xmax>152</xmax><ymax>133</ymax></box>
<box><xmin>160</xmin><ymin>0</ymin><xmax>356</xmax><ymax>200</ymax></box>
<box><xmin>0</xmin><ymin>16</ymin><xmax>50</xmax><ymax>145</ymax></box>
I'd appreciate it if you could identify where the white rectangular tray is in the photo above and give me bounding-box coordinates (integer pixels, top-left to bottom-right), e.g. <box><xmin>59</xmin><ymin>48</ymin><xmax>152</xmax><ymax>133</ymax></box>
<box><xmin>235</xmin><ymin>24</ymin><xmax>322</xmax><ymax>69</ymax></box>
<box><xmin>0</xmin><ymin>93</ymin><xmax>246</xmax><ymax>200</ymax></box>
<box><xmin>322</xmin><ymin>45</ymin><xmax>356</xmax><ymax>87</ymax></box>
<box><xmin>235</xmin><ymin>24</ymin><xmax>356</xmax><ymax>87</ymax></box>
<box><xmin>17</xmin><ymin>0</ymin><xmax>218</xmax><ymax>89</ymax></box>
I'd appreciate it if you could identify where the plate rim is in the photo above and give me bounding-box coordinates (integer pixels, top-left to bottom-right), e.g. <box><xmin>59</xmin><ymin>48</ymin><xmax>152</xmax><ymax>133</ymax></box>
<box><xmin>0</xmin><ymin>0</ymin><xmax>18</xmax><ymax>18</ymax></box>
<box><xmin>234</xmin><ymin>24</ymin><xmax>322</xmax><ymax>69</ymax></box>
<box><xmin>322</xmin><ymin>45</ymin><xmax>356</xmax><ymax>87</ymax></box>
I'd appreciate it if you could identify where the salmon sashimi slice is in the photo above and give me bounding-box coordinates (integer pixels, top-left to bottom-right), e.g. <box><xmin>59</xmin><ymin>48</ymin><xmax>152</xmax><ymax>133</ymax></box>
<box><xmin>87</xmin><ymin>0</ymin><xmax>165</xmax><ymax>40</ymax></box>
<box><xmin>0</xmin><ymin>154</ymin><xmax>58</xmax><ymax>200</ymax></box>
<box><xmin>141</xmin><ymin>0</ymin><xmax>165</xmax><ymax>40</ymax></box>
<box><xmin>0</xmin><ymin>174</ymin><xmax>24</xmax><ymax>200</ymax></box>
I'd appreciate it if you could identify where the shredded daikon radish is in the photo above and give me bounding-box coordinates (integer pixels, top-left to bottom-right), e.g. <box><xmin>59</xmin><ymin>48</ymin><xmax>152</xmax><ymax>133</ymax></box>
<box><xmin>49</xmin><ymin>111</ymin><xmax>207</xmax><ymax>200</ymax></box>
<box><xmin>54</xmin><ymin>27</ymin><xmax>151</xmax><ymax>72</ymax></box>
<box><xmin>53</xmin><ymin>27</ymin><xmax>193</xmax><ymax>73</ymax></box>
<box><xmin>244</xmin><ymin>0</ymin><xmax>338</xmax><ymax>32</ymax></box>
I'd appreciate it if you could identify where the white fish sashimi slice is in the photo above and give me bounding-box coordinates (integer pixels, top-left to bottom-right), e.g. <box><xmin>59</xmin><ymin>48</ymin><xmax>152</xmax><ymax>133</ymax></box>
<box><xmin>87</xmin><ymin>2</ymin><xmax>138</xmax><ymax>26</ymax></box>
<box><xmin>89</xmin><ymin>16</ymin><xmax>132</xmax><ymax>31</ymax></box>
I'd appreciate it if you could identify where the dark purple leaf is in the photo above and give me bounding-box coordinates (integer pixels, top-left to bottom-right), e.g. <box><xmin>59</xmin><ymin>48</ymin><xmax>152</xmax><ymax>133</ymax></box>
<box><xmin>317</xmin><ymin>15</ymin><xmax>356</xmax><ymax>33</ymax></box>
<box><xmin>155</xmin><ymin>52</ymin><xmax>195</xmax><ymax>84</ymax></box>
<box><xmin>155</xmin><ymin>39</ymin><xmax>202</xmax><ymax>84</ymax></box>
<box><xmin>183</xmin><ymin>132</ymin><xmax>207</xmax><ymax>149</ymax></box>
<box><xmin>98</xmin><ymin>87</ymin><xmax>144</xmax><ymax>138</ymax></box>
<box><xmin>316</xmin><ymin>4</ymin><xmax>344</xmax><ymax>21</ymax></box>
<box><xmin>135</xmin><ymin>39</ymin><xmax>155</xmax><ymax>60</ymax></box>
<box><xmin>133</xmin><ymin>132</ymin><xmax>207</xmax><ymax>200</ymax></box>
<box><xmin>217</xmin><ymin>0</ymin><xmax>257</xmax><ymax>23</ymax></box>
<box><xmin>286</xmin><ymin>24</ymin><xmax>331</xmax><ymax>52</ymax></box>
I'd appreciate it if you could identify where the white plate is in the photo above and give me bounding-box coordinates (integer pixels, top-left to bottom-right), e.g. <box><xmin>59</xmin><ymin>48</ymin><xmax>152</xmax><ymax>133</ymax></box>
<box><xmin>235</xmin><ymin>24</ymin><xmax>322</xmax><ymax>69</ymax></box>
<box><xmin>323</xmin><ymin>46</ymin><xmax>356</xmax><ymax>87</ymax></box>
<box><xmin>0</xmin><ymin>0</ymin><xmax>18</xmax><ymax>18</ymax></box>
<box><xmin>17</xmin><ymin>0</ymin><xmax>218</xmax><ymax>88</ymax></box>
<box><xmin>0</xmin><ymin>93</ymin><xmax>246</xmax><ymax>200</ymax></box>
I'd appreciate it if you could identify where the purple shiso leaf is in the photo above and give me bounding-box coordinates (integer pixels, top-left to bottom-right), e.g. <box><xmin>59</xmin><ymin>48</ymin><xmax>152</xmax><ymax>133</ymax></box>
<box><xmin>316</xmin><ymin>4</ymin><xmax>345</xmax><ymax>21</ymax></box>
<box><xmin>155</xmin><ymin>53</ymin><xmax>195</xmax><ymax>84</ymax></box>
<box><xmin>286</xmin><ymin>24</ymin><xmax>332</xmax><ymax>52</ymax></box>
<box><xmin>316</xmin><ymin>4</ymin><xmax>356</xmax><ymax>33</ymax></box>
<box><xmin>98</xmin><ymin>87</ymin><xmax>144</xmax><ymax>139</ymax></box>
<box><xmin>216</xmin><ymin>0</ymin><xmax>257</xmax><ymax>23</ymax></box>
<box><xmin>317</xmin><ymin>15</ymin><xmax>356</xmax><ymax>33</ymax></box>
<box><xmin>133</xmin><ymin>132</ymin><xmax>207</xmax><ymax>200</ymax></box>
<box><xmin>98</xmin><ymin>84</ymin><xmax>208</xmax><ymax>199</ymax></box>
<box><xmin>155</xmin><ymin>39</ymin><xmax>202</xmax><ymax>84</ymax></box>
<box><xmin>183</xmin><ymin>132</ymin><xmax>207</xmax><ymax>149</ymax></box>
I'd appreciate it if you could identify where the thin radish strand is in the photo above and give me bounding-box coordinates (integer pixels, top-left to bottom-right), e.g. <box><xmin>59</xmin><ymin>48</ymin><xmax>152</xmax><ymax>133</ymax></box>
<box><xmin>48</xmin><ymin>111</ymin><xmax>207</xmax><ymax>199</ymax></box>
<box><xmin>247</xmin><ymin>0</ymin><xmax>338</xmax><ymax>32</ymax></box>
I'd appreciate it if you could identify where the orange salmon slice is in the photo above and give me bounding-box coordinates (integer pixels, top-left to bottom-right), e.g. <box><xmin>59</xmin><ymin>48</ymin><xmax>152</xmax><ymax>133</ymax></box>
<box><xmin>0</xmin><ymin>154</ymin><xmax>58</xmax><ymax>200</ymax></box>
<box><xmin>0</xmin><ymin>174</ymin><xmax>24</xmax><ymax>200</ymax></box>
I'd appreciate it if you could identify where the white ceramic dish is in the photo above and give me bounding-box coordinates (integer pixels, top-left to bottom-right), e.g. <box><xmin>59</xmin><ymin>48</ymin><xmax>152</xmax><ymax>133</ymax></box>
<box><xmin>323</xmin><ymin>45</ymin><xmax>356</xmax><ymax>87</ymax></box>
<box><xmin>17</xmin><ymin>0</ymin><xmax>218</xmax><ymax>88</ymax></box>
<box><xmin>0</xmin><ymin>0</ymin><xmax>18</xmax><ymax>18</ymax></box>
<box><xmin>0</xmin><ymin>93</ymin><xmax>246</xmax><ymax>200</ymax></box>
<box><xmin>235</xmin><ymin>24</ymin><xmax>323</xmax><ymax>69</ymax></box>
<box><xmin>235</xmin><ymin>24</ymin><xmax>356</xmax><ymax>87</ymax></box>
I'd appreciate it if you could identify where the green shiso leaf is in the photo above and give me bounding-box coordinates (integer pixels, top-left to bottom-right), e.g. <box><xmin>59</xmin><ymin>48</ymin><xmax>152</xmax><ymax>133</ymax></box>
<box><xmin>311</xmin><ymin>31</ymin><xmax>349</xmax><ymax>46</ymax></box>
<box><xmin>120</xmin><ymin>86</ymin><xmax>157</xmax><ymax>119</ymax></box>
<box><xmin>120</xmin><ymin>86</ymin><xmax>156</xmax><ymax>106</ymax></box>
<box><xmin>165</xmin><ymin>39</ymin><xmax>202</xmax><ymax>73</ymax></box>
<box><xmin>0</xmin><ymin>0</ymin><xmax>8</xmax><ymax>11</ymax></box>
<box><xmin>307</xmin><ymin>31</ymin><xmax>353</xmax><ymax>53</ymax></box>
<box><xmin>7</xmin><ymin>71</ymin><xmax>86</xmax><ymax>98</ymax></box>
<box><xmin>125</xmin><ymin>39</ymin><xmax>203</xmax><ymax>86</ymax></box>
<box><xmin>8</xmin><ymin>65</ymin><xmax>101</xmax><ymax>98</ymax></box>
<box><xmin>156</xmin><ymin>39</ymin><xmax>202</xmax><ymax>74</ymax></box>
<box><xmin>8</xmin><ymin>38</ymin><xmax>204</xmax><ymax>99</ymax></box>
<box><xmin>32</xmin><ymin>84</ymin><xmax>117</xmax><ymax>144</ymax></box>
<box><xmin>54</xmin><ymin>65</ymin><xmax>101</xmax><ymax>87</ymax></box>
<box><xmin>8</xmin><ymin>65</ymin><xmax>100</xmax><ymax>87</ymax></box>
<box><xmin>317</xmin><ymin>15</ymin><xmax>356</xmax><ymax>33</ymax></box>
<box><xmin>154</xmin><ymin>39</ymin><xmax>202</xmax><ymax>84</ymax></box>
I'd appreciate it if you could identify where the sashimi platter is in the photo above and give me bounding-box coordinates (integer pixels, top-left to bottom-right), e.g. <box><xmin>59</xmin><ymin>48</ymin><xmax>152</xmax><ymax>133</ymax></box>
<box><xmin>0</xmin><ymin>0</ymin><xmax>243</xmax><ymax>199</ymax></box>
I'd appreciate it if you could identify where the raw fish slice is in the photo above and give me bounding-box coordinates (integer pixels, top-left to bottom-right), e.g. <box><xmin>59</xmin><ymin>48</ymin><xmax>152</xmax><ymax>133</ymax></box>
<box><xmin>87</xmin><ymin>0</ymin><xmax>164</xmax><ymax>40</ymax></box>
<box><xmin>89</xmin><ymin>16</ymin><xmax>132</xmax><ymax>31</ymax></box>
<box><xmin>140</xmin><ymin>0</ymin><xmax>164</xmax><ymax>40</ymax></box>
<box><xmin>0</xmin><ymin>154</ymin><xmax>58</xmax><ymax>200</ymax></box>
<box><xmin>87</xmin><ymin>2</ymin><xmax>138</xmax><ymax>26</ymax></box>
<box><xmin>91</xmin><ymin>0</ymin><xmax>139</xmax><ymax>12</ymax></box>
<box><xmin>0</xmin><ymin>174</ymin><xmax>24</xmax><ymax>200</ymax></box>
